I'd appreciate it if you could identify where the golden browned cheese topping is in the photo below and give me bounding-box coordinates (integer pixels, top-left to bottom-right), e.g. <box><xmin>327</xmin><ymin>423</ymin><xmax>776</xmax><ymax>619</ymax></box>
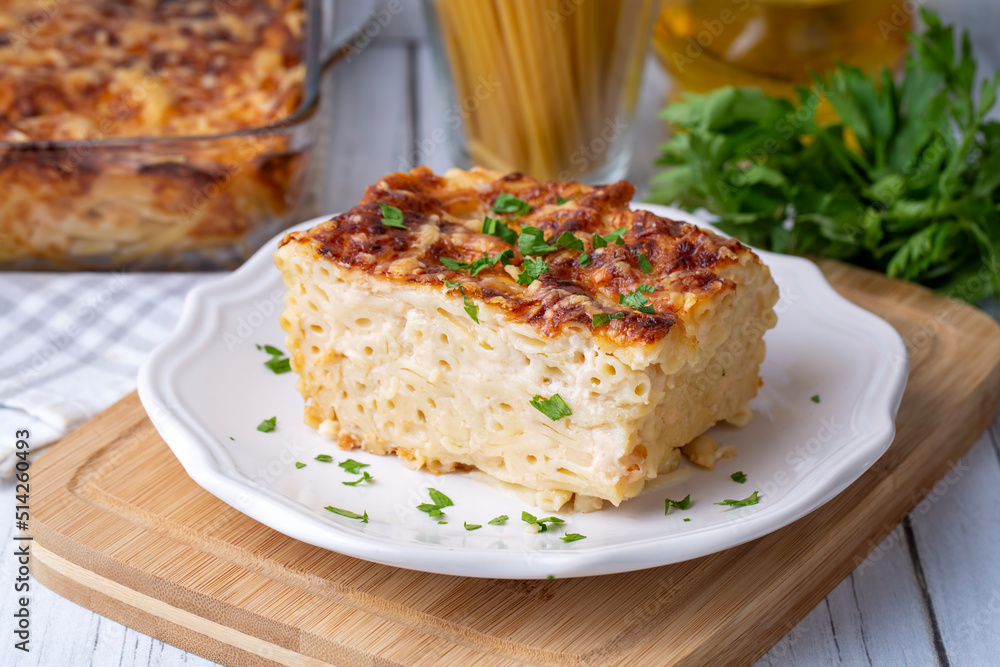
<box><xmin>281</xmin><ymin>168</ymin><xmax>755</xmax><ymax>344</ymax></box>
<box><xmin>0</xmin><ymin>0</ymin><xmax>303</xmax><ymax>142</ymax></box>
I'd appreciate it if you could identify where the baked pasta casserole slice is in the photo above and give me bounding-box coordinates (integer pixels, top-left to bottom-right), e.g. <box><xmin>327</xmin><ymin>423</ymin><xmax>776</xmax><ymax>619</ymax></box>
<box><xmin>275</xmin><ymin>167</ymin><xmax>779</xmax><ymax>512</ymax></box>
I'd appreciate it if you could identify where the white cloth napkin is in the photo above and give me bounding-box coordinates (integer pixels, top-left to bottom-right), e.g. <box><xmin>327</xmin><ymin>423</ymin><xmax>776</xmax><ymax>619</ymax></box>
<box><xmin>0</xmin><ymin>271</ymin><xmax>212</xmax><ymax>476</ymax></box>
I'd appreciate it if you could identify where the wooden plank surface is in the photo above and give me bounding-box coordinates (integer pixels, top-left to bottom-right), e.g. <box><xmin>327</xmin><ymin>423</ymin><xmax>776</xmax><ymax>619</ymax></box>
<box><xmin>5</xmin><ymin>1</ymin><xmax>1000</xmax><ymax>665</ymax></box>
<box><xmin>16</xmin><ymin>258</ymin><xmax>1000</xmax><ymax>667</ymax></box>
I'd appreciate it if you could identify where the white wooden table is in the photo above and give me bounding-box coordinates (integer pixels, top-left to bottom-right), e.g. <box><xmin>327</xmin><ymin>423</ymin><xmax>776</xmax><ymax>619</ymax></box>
<box><xmin>4</xmin><ymin>2</ymin><xmax>1000</xmax><ymax>665</ymax></box>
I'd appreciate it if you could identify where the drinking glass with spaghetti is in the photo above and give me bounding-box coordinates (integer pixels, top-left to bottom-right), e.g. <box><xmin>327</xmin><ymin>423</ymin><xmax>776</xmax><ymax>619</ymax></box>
<box><xmin>423</xmin><ymin>0</ymin><xmax>658</xmax><ymax>183</ymax></box>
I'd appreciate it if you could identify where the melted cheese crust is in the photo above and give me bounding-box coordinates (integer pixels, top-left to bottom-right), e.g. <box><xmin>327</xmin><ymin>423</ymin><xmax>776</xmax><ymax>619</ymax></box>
<box><xmin>276</xmin><ymin>168</ymin><xmax>780</xmax><ymax>510</ymax></box>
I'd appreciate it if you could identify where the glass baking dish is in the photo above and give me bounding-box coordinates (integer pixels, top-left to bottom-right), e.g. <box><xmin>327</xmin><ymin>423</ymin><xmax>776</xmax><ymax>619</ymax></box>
<box><xmin>0</xmin><ymin>0</ymin><xmax>328</xmax><ymax>271</ymax></box>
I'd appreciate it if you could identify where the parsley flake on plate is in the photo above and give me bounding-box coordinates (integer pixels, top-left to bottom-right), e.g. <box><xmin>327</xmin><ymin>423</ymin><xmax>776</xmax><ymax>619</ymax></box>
<box><xmin>378</xmin><ymin>202</ymin><xmax>407</xmax><ymax>229</ymax></box>
<box><xmin>339</xmin><ymin>459</ymin><xmax>368</xmax><ymax>474</ymax></box>
<box><xmin>492</xmin><ymin>192</ymin><xmax>531</xmax><ymax>216</ymax></box>
<box><xmin>811</xmin><ymin>394</ymin><xmax>821</xmax><ymax>403</ymax></box>
<box><xmin>342</xmin><ymin>471</ymin><xmax>373</xmax><ymax>486</ymax></box>
<box><xmin>715</xmin><ymin>491</ymin><xmax>760</xmax><ymax>508</ymax></box>
<box><xmin>731</xmin><ymin>471</ymin><xmax>747</xmax><ymax>483</ymax></box>
<box><xmin>665</xmin><ymin>494</ymin><xmax>691</xmax><ymax>514</ymax></box>
<box><xmin>417</xmin><ymin>487</ymin><xmax>454</xmax><ymax>518</ymax></box>
<box><xmin>295</xmin><ymin>462</ymin><xmax>306</xmax><ymax>469</ymax></box>
<box><xmin>256</xmin><ymin>416</ymin><xmax>276</xmax><ymax>432</ymax></box>
<box><xmin>314</xmin><ymin>454</ymin><xmax>334</xmax><ymax>463</ymax></box>
<box><xmin>521</xmin><ymin>511</ymin><xmax>565</xmax><ymax>533</ymax></box>
<box><xmin>592</xmin><ymin>312</ymin><xmax>625</xmax><ymax>328</ymax></box>
<box><xmin>464</xmin><ymin>522</ymin><xmax>482</xmax><ymax>531</ymax></box>
<box><xmin>561</xmin><ymin>533</ymin><xmax>587</xmax><ymax>542</ymax></box>
<box><xmin>530</xmin><ymin>393</ymin><xmax>572</xmax><ymax>420</ymax></box>
<box><xmin>324</xmin><ymin>506</ymin><xmax>369</xmax><ymax>523</ymax></box>
<box><xmin>488</xmin><ymin>514</ymin><xmax>508</xmax><ymax>525</ymax></box>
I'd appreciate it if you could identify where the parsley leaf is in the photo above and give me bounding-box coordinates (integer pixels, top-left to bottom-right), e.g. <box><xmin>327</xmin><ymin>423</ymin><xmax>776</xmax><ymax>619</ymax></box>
<box><xmin>324</xmin><ymin>506</ymin><xmax>369</xmax><ymax>523</ymax></box>
<box><xmin>517</xmin><ymin>256</ymin><xmax>549</xmax><ymax>285</ymax></box>
<box><xmin>555</xmin><ymin>194</ymin><xmax>577</xmax><ymax>205</ymax></box>
<box><xmin>521</xmin><ymin>511</ymin><xmax>566</xmax><ymax>533</ymax></box>
<box><xmin>518</xmin><ymin>226</ymin><xmax>559</xmax><ymax>256</ymax></box>
<box><xmin>443</xmin><ymin>280</ymin><xmax>480</xmax><ymax>323</ymax></box>
<box><xmin>342</xmin><ymin>471</ymin><xmax>373</xmax><ymax>486</ymax></box>
<box><xmin>314</xmin><ymin>454</ymin><xmax>334</xmax><ymax>463</ymax></box>
<box><xmin>492</xmin><ymin>192</ymin><xmax>531</xmax><ymax>216</ymax></box>
<box><xmin>619</xmin><ymin>285</ymin><xmax>656</xmax><ymax>314</ymax></box>
<box><xmin>554</xmin><ymin>231</ymin><xmax>584</xmax><ymax>251</ymax></box>
<box><xmin>417</xmin><ymin>487</ymin><xmax>453</xmax><ymax>518</ymax></box>
<box><xmin>561</xmin><ymin>533</ymin><xmax>587</xmax><ymax>542</ymax></box>
<box><xmin>295</xmin><ymin>462</ymin><xmax>306</xmax><ymax>469</ymax></box>
<box><xmin>488</xmin><ymin>514</ymin><xmax>508</xmax><ymax>525</ymax></box>
<box><xmin>262</xmin><ymin>345</ymin><xmax>284</xmax><ymax>357</ymax></box>
<box><xmin>260</xmin><ymin>344</ymin><xmax>291</xmax><ymax>374</ymax></box>
<box><xmin>578</xmin><ymin>252</ymin><xmax>591</xmax><ymax>267</ymax></box>
<box><xmin>635</xmin><ymin>252</ymin><xmax>654</xmax><ymax>273</ymax></box>
<box><xmin>378</xmin><ymin>202</ymin><xmax>407</xmax><ymax>229</ymax></box>
<box><xmin>731</xmin><ymin>471</ymin><xmax>747</xmax><ymax>483</ymax></box>
<box><xmin>592</xmin><ymin>226</ymin><xmax>627</xmax><ymax>248</ymax></box>
<box><xmin>715</xmin><ymin>491</ymin><xmax>760</xmax><ymax>508</ymax></box>
<box><xmin>257</xmin><ymin>416</ymin><xmax>276</xmax><ymax>432</ymax></box>
<box><xmin>811</xmin><ymin>394</ymin><xmax>821</xmax><ymax>404</ymax></box>
<box><xmin>665</xmin><ymin>494</ymin><xmax>691</xmax><ymax>514</ymax></box>
<box><xmin>464</xmin><ymin>522</ymin><xmax>482</xmax><ymax>531</ymax></box>
<box><xmin>591</xmin><ymin>312</ymin><xmax>625</xmax><ymax>327</ymax></box>
<box><xmin>529</xmin><ymin>394</ymin><xmax>572</xmax><ymax>420</ymax></box>
<box><xmin>441</xmin><ymin>250</ymin><xmax>513</xmax><ymax>276</ymax></box>
<box><xmin>481</xmin><ymin>216</ymin><xmax>519</xmax><ymax>245</ymax></box>
<box><xmin>339</xmin><ymin>459</ymin><xmax>368</xmax><ymax>474</ymax></box>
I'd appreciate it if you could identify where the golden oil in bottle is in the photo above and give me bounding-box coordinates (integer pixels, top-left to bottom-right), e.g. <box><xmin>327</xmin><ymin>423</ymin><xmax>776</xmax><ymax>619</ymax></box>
<box><xmin>653</xmin><ymin>0</ymin><xmax>912</xmax><ymax>101</ymax></box>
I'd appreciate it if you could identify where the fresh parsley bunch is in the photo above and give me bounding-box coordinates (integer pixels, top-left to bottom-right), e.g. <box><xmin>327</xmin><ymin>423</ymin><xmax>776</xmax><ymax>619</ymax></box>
<box><xmin>650</xmin><ymin>9</ymin><xmax>1000</xmax><ymax>303</ymax></box>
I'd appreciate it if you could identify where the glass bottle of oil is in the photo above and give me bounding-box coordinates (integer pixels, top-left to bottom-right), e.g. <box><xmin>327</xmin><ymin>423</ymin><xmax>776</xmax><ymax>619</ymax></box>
<box><xmin>653</xmin><ymin>0</ymin><xmax>912</xmax><ymax>101</ymax></box>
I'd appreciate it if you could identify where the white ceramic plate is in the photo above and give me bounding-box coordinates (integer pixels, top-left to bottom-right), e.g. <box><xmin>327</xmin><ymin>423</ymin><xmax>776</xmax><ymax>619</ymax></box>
<box><xmin>138</xmin><ymin>204</ymin><xmax>908</xmax><ymax>579</ymax></box>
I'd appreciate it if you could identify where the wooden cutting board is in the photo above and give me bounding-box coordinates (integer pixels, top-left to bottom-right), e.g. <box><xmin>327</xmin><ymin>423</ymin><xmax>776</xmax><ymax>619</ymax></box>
<box><xmin>30</xmin><ymin>259</ymin><xmax>1000</xmax><ymax>667</ymax></box>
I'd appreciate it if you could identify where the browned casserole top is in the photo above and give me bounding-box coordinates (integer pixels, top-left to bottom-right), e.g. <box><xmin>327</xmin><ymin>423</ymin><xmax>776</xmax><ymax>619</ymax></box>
<box><xmin>281</xmin><ymin>168</ymin><xmax>756</xmax><ymax>344</ymax></box>
<box><xmin>0</xmin><ymin>0</ymin><xmax>303</xmax><ymax>142</ymax></box>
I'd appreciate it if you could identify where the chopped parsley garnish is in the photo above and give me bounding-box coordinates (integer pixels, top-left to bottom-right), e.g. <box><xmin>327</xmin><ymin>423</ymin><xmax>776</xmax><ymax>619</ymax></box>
<box><xmin>492</xmin><ymin>192</ymin><xmax>531</xmax><ymax>216</ymax></box>
<box><xmin>555</xmin><ymin>194</ymin><xmax>577</xmax><ymax>205</ymax></box>
<box><xmin>731</xmin><ymin>471</ymin><xmax>747</xmax><ymax>483</ymax></box>
<box><xmin>324</xmin><ymin>506</ymin><xmax>369</xmax><ymax>523</ymax></box>
<box><xmin>443</xmin><ymin>280</ymin><xmax>479</xmax><ymax>323</ymax></box>
<box><xmin>314</xmin><ymin>454</ymin><xmax>334</xmax><ymax>463</ymax></box>
<box><xmin>417</xmin><ymin>487</ymin><xmax>454</xmax><ymax>518</ymax></box>
<box><xmin>561</xmin><ymin>533</ymin><xmax>587</xmax><ymax>542</ymax></box>
<box><xmin>438</xmin><ymin>521</ymin><xmax>448</xmax><ymax>524</ymax></box>
<box><xmin>546</xmin><ymin>575</ymin><xmax>555</xmax><ymax>580</ymax></box>
<box><xmin>441</xmin><ymin>250</ymin><xmax>513</xmax><ymax>276</ymax></box>
<box><xmin>339</xmin><ymin>459</ymin><xmax>369</xmax><ymax>474</ymax></box>
<box><xmin>342</xmin><ymin>471</ymin><xmax>373</xmax><ymax>486</ymax></box>
<box><xmin>378</xmin><ymin>202</ymin><xmax>407</xmax><ymax>229</ymax></box>
<box><xmin>488</xmin><ymin>514</ymin><xmax>508</xmax><ymax>525</ymax></box>
<box><xmin>683</xmin><ymin>518</ymin><xmax>691</xmax><ymax>522</ymax></box>
<box><xmin>516</xmin><ymin>256</ymin><xmax>549</xmax><ymax>285</ymax></box>
<box><xmin>591</xmin><ymin>312</ymin><xmax>625</xmax><ymax>328</ymax></box>
<box><xmin>554</xmin><ymin>231</ymin><xmax>584</xmax><ymax>251</ymax></box>
<box><xmin>518</xmin><ymin>226</ymin><xmax>559</xmax><ymax>256</ymax></box>
<box><xmin>578</xmin><ymin>252</ymin><xmax>591</xmax><ymax>267</ymax></box>
<box><xmin>529</xmin><ymin>394</ymin><xmax>572</xmax><ymax>421</ymax></box>
<box><xmin>592</xmin><ymin>226</ymin><xmax>627</xmax><ymax>248</ymax></box>
<box><xmin>295</xmin><ymin>462</ymin><xmax>305</xmax><ymax>469</ymax></box>
<box><xmin>521</xmin><ymin>511</ymin><xmax>565</xmax><ymax>533</ymax></box>
<box><xmin>715</xmin><ymin>491</ymin><xmax>760</xmax><ymax>508</ymax></box>
<box><xmin>665</xmin><ymin>494</ymin><xmax>691</xmax><ymax>514</ymax></box>
<box><xmin>229</xmin><ymin>436</ymin><xmax>234</xmax><ymax>441</ymax></box>
<box><xmin>811</xmin><ymin>394</ymin><xmax>821</xmax><ymax>403</ymax></box>
<box><xmin>635</xmin><ymin>252</ymin><xmax>653</xmax><ymax>273</ymax></box>
<box><xmin>619</xmin><ymin>284</ymin><xmax>655</xmax><ymax>314</ymax></box>
<box><xmin>464</xmin><ymin>522</ymin><xmax>482</xmax><ymax>531</ymax></box>
<box><xmin>259</xmin><ymin>344</ymin><xmax>291</xmax><ymax>374</ymax></box>
<box><xmin>481</xmin><ymin>216</ymin><xmax>519</xmax><ymax>245</ymax></box>
<box><xmin>256</xmin><ymin>416</ymin><xmax>276</xmax><ymax>432</ymax></box>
